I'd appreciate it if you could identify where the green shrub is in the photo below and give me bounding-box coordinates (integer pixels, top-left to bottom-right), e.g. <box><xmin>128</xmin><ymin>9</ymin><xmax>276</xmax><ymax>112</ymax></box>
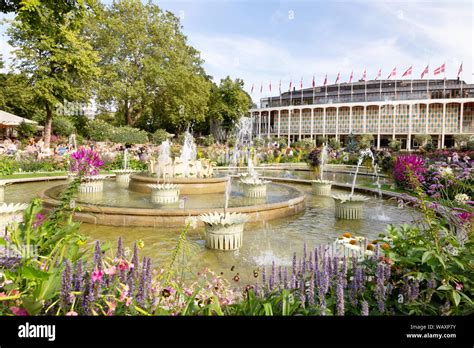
<box><xmin>0</xmin><ymin>156</ymin><xmax>15</xmax><ymax>175</ymax></box>
<box><xmin>53</xmin><ymin>116</ymin><xmax>76</xmax><ymax>136</ymax></box>
<box><xmin>201</xmin><ymin>134</ymin><xmax>215</xmax><ymax>147</ymax></box>
<box><xmin>85</xmin><ymin>119</ymin><xmax>113</xmax><ymax>141</ymax></box>
<box><xmin>388</xmin><ymin>138</ymin><xmax>401</xmax><ymax>152</ymax></box>
<box><xmin>328</xmin><ymin>137</ymin><xmax>341</xmax><ymax>150</ymax></box>
<box><xmin>16</xmin><ymin>121</ymin><xmax>37</xmax><ymax>141</ymax></box>
<box><xmin>359</xmin><ymin>134</ymin><xmax>374</xmax><ymax>149</ymax></box>
<box><xmin>110</xmin><ymin>126</ymin><xmax>149</xmax><ymax>144</ymax></box>
<box><xmin>151</xmin><ymin>129</ymin><xmax>170</xmax><ymax>144</ymax></box>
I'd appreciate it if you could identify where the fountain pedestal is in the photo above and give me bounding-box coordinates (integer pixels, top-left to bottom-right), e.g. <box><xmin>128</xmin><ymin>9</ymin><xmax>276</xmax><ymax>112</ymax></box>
<box><xmin>148</xmin><ymin>184</ymin><xmax>180</xmax><ymax>204</ymax></box>
<box><xmin>332</xmin><ymin>194</ymin><xmax>369</xmax><ymax>220</ymax></box>
<box><xmin>200</xmin><ymin>212</ymin><xmax>249</xmax><ymax>251</ymax></box>
<box><xmin>311</xmin><ymin>180</ymin><xmax>333</xmax><ymax>196</ymax></box>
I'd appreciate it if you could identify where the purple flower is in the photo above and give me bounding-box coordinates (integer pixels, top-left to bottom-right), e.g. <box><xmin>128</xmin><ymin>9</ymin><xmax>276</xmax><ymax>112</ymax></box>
<box><xmin>93</xmin><ymin>241</ymin><xmax>102</xmax><ymax>271</ymax></box>
<box><xmin>72</xmin><ymin>260</ymin><xmax>84</xmax><ymax>291</ymax></box>
<box><xmin>116</xmin><ymin>237</ymin><xmax>124</xmax><ymax>259</ymax></box>
<box><xmin>361</xmin><ymin>300</ymin><xmax>369</xmax><ymax>316</ymax></box>
<box><xmin>308</xmin><ymin>272</ymin><xmax>315</xmax><ymax>306</ymax></box>
<box><xmin>375</xmin><ymin>263</ymin><xmax>386</xmax><ymax>313</ymax></box>
<box><xmin>70</xmin><ymin>147</ymin><xmax>104</xmax><ymax>177</ymax></box>
<box><xmin>269</xmin><ymin>261</ymin><xmax>276</xmax><ymax>291</ymax></box>
<box><xmin>61</xmin><ymin>260</ymin><xmax>72</xmax><ymax>309</ymax></box>
<box><xmin>336</xmin><ymin>272</ymin><xmax>345</xmax><ymax>316</ymax></box>
<box><xmin>33</xmin><ymin>213</ymin><xmax>46</xmax><ymax>228</ymax></box>
<box><xmin>393</xmin><ymin>155</ymin><xmax>426</xmax><ymax>189</ymax></box>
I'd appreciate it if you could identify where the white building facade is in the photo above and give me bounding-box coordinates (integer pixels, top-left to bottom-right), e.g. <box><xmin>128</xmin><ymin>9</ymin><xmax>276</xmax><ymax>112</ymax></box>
<box><xmin>250</xmin><ymin>79</ymin><xmax>474</xmax><ymax>150</ymax></box>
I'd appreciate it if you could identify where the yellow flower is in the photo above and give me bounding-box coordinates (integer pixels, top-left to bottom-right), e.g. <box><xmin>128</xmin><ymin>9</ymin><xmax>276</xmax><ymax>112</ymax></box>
<box><xmin>137</xmin><ymin>239</ymin><xmax>145</xmax><ymax>249</ymax></box>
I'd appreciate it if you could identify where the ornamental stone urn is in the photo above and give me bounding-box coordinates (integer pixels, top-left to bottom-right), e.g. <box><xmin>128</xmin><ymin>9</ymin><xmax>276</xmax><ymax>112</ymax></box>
<box><xmin>332</xmin><ymin>193</ymin><xmax>370</xmax><ymax>220</ymax></box>
<box><xmin>148</xmin><ymin>183</ymin><xmax>180</xmax><ymax>204</ymax></box>
<box><xmin>77</xmin><ymin>175</ymin><xmax>107</xmax><ymax>193</ymax></box>
<box><xmin>0</xmin><ymin>203</ymin><xmax>28</xmax><ymax>235</ymax></box>
<box><xmin>200</xmin><ymin>212</ymin><xmax>249</xmax><ymax>251</ymax></box>
<box><xmin>112</xmin><ymin>169</ymin><xmax>137</xmax><ymax>185</ymax></box>
<box><xmin>240</xmin><ymin>177</ymin><xmax>270</xmax><ymax>198</ymax></box>
<box><xmin>311</xmin><ymin>179</ymin><xmax>333</xmax><ymax>196</ymax></box>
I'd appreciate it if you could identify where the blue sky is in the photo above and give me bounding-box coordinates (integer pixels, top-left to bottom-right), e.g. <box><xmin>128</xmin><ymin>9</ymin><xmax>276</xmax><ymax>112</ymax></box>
<box><xmin>1</xmin><ymin>0</ymin><xmax>472</xmax><ymax>102</ymax></box>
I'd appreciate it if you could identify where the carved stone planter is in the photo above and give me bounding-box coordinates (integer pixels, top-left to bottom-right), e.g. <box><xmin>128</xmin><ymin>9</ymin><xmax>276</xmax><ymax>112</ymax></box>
<box><xmin>240</xmin><ymin>177</ymin><xmax>270</xmax><ymax>198</ymax></box>
<box><xmin>78</xmin><ymin>176</ymin><xmax>106</xmax><ymax>193</ymax></box>
<box><xmin>332</xmin><ymin>194</ymin><xmax>369</xmax><ymax>220</ymax></box>
<box><xmin>112</xmin><ymin>169</ymin><xmax>137</xmax><ymax>185</ymax></box>
<box><xmin>200</xmin><ymin>212</ymin><xmax>249</xmax><ymax>251</ymax></box>
<box><xmin>0</xmin><ymin>203</ymin><xmax>28</xmax><ymax>235</ymax></box>
<box><xmin>311</xmin><ymin>180</ymin><xmax>333</xmax><ymax>196</ymax></box>
<box><xmin>148</xmin><ymin>184</ymin><xmax>180</xmax><ymax>204</ymax></box>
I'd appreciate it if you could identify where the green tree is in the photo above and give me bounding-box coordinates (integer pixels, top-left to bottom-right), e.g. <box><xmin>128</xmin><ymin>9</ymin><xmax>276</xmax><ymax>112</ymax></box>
<box><xmin>7</xmin><ymin>0</ymin><xmax>99</xmax><ymax>148</ymax></box>
<box><xmin>0</xmin><ymin>71</ymin><xmax>41</xmax><ymax>120</ymax></box>
<box><xmin>207</xmin><ymin>76</ymin><xmax>252</xmax><ymax>142</ymax></box>
<box><xmin>90</xmin><ymin>0</ymin><xmax>210</xmax><ymax>131</ymax></box>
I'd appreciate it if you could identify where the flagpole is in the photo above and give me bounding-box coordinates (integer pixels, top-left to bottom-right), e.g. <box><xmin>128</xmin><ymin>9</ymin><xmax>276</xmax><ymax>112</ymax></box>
<box><xmin>365</xmin><ymin>79</ymin><xmax>367</xmax><ymax>102</ymax></box>
<box><xmin>351</xmin><ymin>80</ymin><xmax>353</xmax><ymax>102</ymax></box>
<box><xmin>443</xmin><ymin>63</ymin><xmax>446</xmax><ymax>98</ymax></box>
<box><xmin>325</xmin><ymin>85</ymin><xmax>327</xmax><ymax>103</ymax></box>
<box><xmin>460</xmin><ymin>64</ymin><xmax>463</xmax><ymax>98</ymax></box>
<box><xmin>380</xmin><ymin>78</ymin><xmax>382</xmax><ymax>101</ymax></box>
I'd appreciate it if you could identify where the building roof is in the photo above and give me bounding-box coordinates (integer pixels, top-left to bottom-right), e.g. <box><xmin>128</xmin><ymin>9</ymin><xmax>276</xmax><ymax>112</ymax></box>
<box><xmin>0</xmin><ymin>110</ymin><xmax>37</xmax><ymax>126</ymax></box>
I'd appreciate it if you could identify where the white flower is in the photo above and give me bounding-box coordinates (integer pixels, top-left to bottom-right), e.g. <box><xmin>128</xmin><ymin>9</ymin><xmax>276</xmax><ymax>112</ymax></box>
<box><xmin>343</xmin><ymin>243</ymin><xmax>360</xmax><ymax>251</ymax></box>
<box><xmin>185</xmin><ymin>216</ymin><xmax>198</xmax><ymax>229</ymax></box>
<box><xmin>364</xmin><ymin>250</ymin><xmax>374</xmax><ymax>256</ymax></box>
<box><xmin>454</xmin><ymin>193</ymin><xmax>470</xmax><ymax>204</ymax></box>
<box><xmin>439</xmin><ymin>167</ymin><xmax>453</xmax><ymax>177</ymax></box>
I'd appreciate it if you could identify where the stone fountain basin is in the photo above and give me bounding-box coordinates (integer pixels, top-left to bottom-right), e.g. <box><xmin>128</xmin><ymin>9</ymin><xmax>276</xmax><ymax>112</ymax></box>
<box><xmin>40</xmin><ymin>183</ymin><xmax>306</xmax><ymax>227</ymax></box>
<box><xmin>128</xmin><ymin>173</ymin><xmax>228</xmax><ymax>195</ymax></box>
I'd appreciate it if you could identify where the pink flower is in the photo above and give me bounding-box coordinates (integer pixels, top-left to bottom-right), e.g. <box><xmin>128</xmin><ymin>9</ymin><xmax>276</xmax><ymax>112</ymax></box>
<box><xmin>66</xmin><ymin>311</ymin><xmax>78</xmax><ymax>316</ymax></box>
<box><xmin>33</xmin><ymin>213</ymin><xmax>46</xmax><ymax>228</ymax></box>
<box><xmin>118</xmin><ymin>260</ymin><xmax>129</xmax><ymax>271</ymax></box>
<box><xmin>125</xmin><ymin>297</ymin><xmax>132</xmax><ymax>307</ymax></box>
<box><xmin>104</xmin><ymin>266</ymin><xmax>116</xmax><ymax>276</ymax></box>
<box><xmin>455</xmin><ymin>283</ymin><xmax>463</xmax><ymax>291</ymax></box>
<box><xmin>10</xmin><ymin>307</ymin><xmax>29</xmax><ymax>316</ymax></box>
<box><xmin>92</xmin><ymin>269</ymin><xmax>104</xmax><ymax>282</ymax></box>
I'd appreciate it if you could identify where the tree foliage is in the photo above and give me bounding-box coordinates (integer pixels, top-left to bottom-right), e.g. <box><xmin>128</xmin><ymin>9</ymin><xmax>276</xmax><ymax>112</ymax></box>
<box><xmin>7</xmin><ymin>0</ymin><xmax>99</xmax><ymax>148</ymax></box>
<box><xmin>90</xmin><ymin>0</ymin><xmax>210</xmax><ymax>132</ymax></box>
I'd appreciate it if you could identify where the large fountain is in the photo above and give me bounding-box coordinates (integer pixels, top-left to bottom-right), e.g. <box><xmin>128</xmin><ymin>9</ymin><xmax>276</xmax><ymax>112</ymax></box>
<box><xmin>129</xmin><ymin>132</ymin><xmax>227</xmax><ymax>195</ymax></box>
<box><xmin>41</xmin><ymin>128</ymin><xmax>306</xmax><ymax>227</ymax></box>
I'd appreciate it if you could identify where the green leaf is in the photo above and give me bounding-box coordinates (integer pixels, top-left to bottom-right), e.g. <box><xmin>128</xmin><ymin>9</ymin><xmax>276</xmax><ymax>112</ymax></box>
<box><xmin>263</xmin><ymin>303</ymin><xmax>273</xmax><ymax>316</ymax></box>
<box><xmin>21</xmin><ymin>265</ymin><xmax>50</xmax><ymax>280</ymax></box>
<box><xmin>421</xmin><ymin>251</ymin><xmax>433</xmax><ymax>264</ymax></box>
<box><xmin>452</xmin><ymin>290</ymin><xmax>461</xmax><ymax>307</ymax></box>
<box><xmin>437</xmin><ymin>285</ymin><xmax>453</xmax><ymax>291</ymax></box>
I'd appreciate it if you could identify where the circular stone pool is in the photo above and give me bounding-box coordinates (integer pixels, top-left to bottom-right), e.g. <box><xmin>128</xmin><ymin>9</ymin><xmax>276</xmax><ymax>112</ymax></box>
<box><xmin>41</xmin><ymin>179</ymin><xmax>306</xmax><ymax>227</ymax></box>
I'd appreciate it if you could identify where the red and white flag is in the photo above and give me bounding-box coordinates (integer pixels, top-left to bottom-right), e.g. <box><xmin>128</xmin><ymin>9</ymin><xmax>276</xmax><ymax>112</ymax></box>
<box><xmin>361</xmin><ymin>69</ymin><xmax>366</xmax><ymax>81</ymax></box>
<box><xmin>457</xmin><ymin>63</ymin><xmax>463</xmax><ymax>78</ymax></box>
<box><xmin>348</xmin><ymin>70</ymin><xmax>353</xmax><ymax>83</ymax></box>
<box><xmin>251</xmin><ymin>83</ymin><xmax>254</xmax><ymax>94</ymax></box>
<box><xmin>269</xmin><ymin>81</ymin><xmax>272</xmax><ymax>92</ymax></box>
<box><xmin>434</xmin><ymin>63</ymin><xmax>445</xmax><ymax>75</ymax></box>
<box><xmin>420</xmin><ymin>65</ymin><xmax>429</xmax><ymax>79</ymax></box>
<box><xmin>387</xmin><ymin>67</ymin><xmax>396</xmax><ymax>79</ymax></box>
<box><xmin>375</xmin><ymin>68</ymin><xmax>381</xmax><ymax>80</ymax></box>
<box><xmin>335</xmin><ymin>72</ymin><xmax>340</xmax><ymax>84</ymax></box>
<box><xmin>300</xmin><ymin>77</ymin><xmax>303</xmax><ymax>89</ymax></box>
<box><xmin>402</xmin><ymin>66</ymin><xmax>413</xmax><ymax>77</ymax></box>
<box><xmin>312</xmin><ymin>74</ymin><xmax>315</xmax><ymax>88</ymax></box>
<box><xmin>323</xmin><ymin>74</ymin><xmax>327</xmax><ymax>86</ymax></box>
